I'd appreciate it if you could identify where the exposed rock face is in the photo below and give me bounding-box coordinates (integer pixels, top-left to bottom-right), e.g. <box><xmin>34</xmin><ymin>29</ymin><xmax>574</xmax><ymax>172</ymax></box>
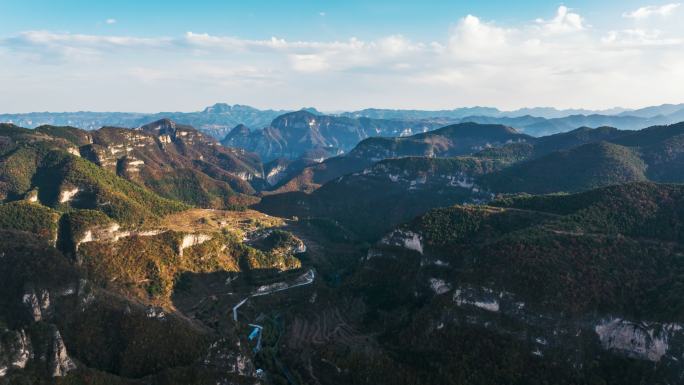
<box><xmin>122</xmin><ymin>157</ymin><xmax>145</xmax><ymax>173</ymax></box>
<box><xmin>76</xmin><ymin>222</ymin><xmax>166</xmax><ymax>251</ymax></box>
<box><xmin>12</xmin><ymin>287</ymin><xmax>77</xmax><ymax>378</ymax></box>
<box><xmin>22</xmin><ymin>288</ymin><xmax>51</xmax><ymax>322</ymax></box>
<box><xmin>66</xmin><ymin>147</ymin><xmax>81</xmax><ymax>157</ymax></box>
<box><xmin>453</xmin><ymin>286</ymin><xmax>502</xmax><ymax>313</ymax></box>
<box><xmin>380</xmin><ymin>230</ymin><xmax>423</xmax><ymax>254</ymax></box>
<box><xmin>47</xmin><ymin>327</ymin><xmax>76</xmax><ymax>377</ymax></box>
<box><xmin>58</xmin><ymin>186</ymin><xmax>79</xmax><ymax>203</ymax></box>
<box><xmin>77</xmin><ymin>278</ymin><xmax>96</xmax><ymax>311</ymax></box>
<box><xmin>76</xmin><ymin>222</ymin><xmax>119</xmax><ymax>250</ymax></box>
<box><xmin>0</xmin><ymin>329</ymin><xmax>32</xmax><ymax>376</ymax></box>
<box><xmin>178</xmin><ymin>233</ymin><xmax>212</xmax><ymax>257</ymax></box>
<box><xmin>428</xmin><ymin>278</ymin><xmax>451</xmax><ymax>295</ymax></box>
<box><xmin>145</xmin><ymin>306</ymin><xmax>167</xmax><ymax>320</ymax></box>
<box><xmin>25</xmin><ymin>189</ymin><xmax>39</xmax><ymax>203</ymax></box>
<box><xmin>594</xmin><ymin>318</ymin><xmax>682</xmax><ymax>362</ymax></box>
<box><xmin>265</xmin><ymin>160</ymin><xmax>289</xmax><ymax>186</ymax></box>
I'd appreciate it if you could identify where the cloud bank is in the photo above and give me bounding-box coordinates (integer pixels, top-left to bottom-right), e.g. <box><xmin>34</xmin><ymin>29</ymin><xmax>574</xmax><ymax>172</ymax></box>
<box><xmin>1</xmin><ymin>6</ymin><xmax>683</xmax><ymax>112</ymax></box>
<box><xmin>623</xmin><ymin>3</ymin><xmax>680</xmax><ymax>19</ymax></box>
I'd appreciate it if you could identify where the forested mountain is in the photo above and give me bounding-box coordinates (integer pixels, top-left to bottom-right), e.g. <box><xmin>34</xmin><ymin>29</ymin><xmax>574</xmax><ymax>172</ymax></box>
<box><xmin>1</xmin><ymin>115</ymin><xmax>684</xmax><ymax>384</ymax></box>
<box><xmin>259</xmin><ymin>122</ymin><xmax>684</xmax><ymax>240</ymax></box>
<box><xmin>343</xmin><ymin>182</ymin><xmax>684</xmax><ymax>384</ymax></box>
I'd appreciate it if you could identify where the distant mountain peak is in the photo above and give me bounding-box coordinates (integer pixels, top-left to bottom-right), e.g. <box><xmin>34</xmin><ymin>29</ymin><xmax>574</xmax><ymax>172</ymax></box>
<box><xmin>138</xmin><ymin>118</ymin><xmax>178</xmax><ymax>134</ymax></box>
<box><xmin>300</xmin><ymin>107</ymin><xmax>322</xmax><ymax>115</ymax></box>
<box><xmin>437</xmin><ymin>122</ymin><xmax>522</xmax><ymax>136</ymax></box>
<box><xmin>273</xmin><ymin>110</ymin><xmax>319</xmax><ymax>124</ymax></box>
<box><xmin>226</xmin><ymin>124</ymin><xmax>250</xmax><ymax>138</ymax></box>
<box><xmin>202</xmin><ymin>103</ymin><xmax>260</xmax><ymax>114</ymax></box>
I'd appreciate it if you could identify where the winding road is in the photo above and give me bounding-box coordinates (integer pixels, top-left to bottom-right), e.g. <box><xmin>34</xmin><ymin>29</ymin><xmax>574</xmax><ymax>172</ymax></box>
<box><xmin>232</xmin><ymin>268</ymin><xmax>316</xmax><ymax>322</ymax></box>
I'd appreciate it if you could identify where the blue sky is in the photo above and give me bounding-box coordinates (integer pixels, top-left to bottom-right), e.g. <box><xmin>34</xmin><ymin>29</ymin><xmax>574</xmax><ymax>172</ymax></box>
<box><xmin>0</xmin><ymin>1</ymin><xmax>650</xmax><ymax>39</ymax></box>
<box><xmin>1</xmin><ymin>1</ymin><xmax>683</xmax><ymax>112</ymax></box>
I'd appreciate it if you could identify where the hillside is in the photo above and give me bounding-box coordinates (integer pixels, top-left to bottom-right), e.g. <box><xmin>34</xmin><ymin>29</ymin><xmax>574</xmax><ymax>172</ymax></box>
<box><xmin>83</xmin><ymin>119</ymin><xmax>264</xmax><ymax>208</ymax></box>
<box><xmin>0</xmin><ymin>206</ymin><xmax>305</xmax><ymax>383</ymax></box>
<box><xmin>255</xmin><ymin>121</ymin><xmax>683</xmax><ymax>248</ymax></box>
<box><xmin>348</xmin><ymin>122</ymin><xmax>531</xmax><ymax>161</ymax></box>
<box><xmin>269</xmin><ymin>122</ymin><xmax>684</xmax><ymax>196</ymax></box>
<box><xmin>0</xmin><ymin>197</ymin><xmax>305</xmax><ymax>383</ymax></box>
<box><xmin>264</xmin><ymin>122</ymin><xmax>534</xmax><ymax>195</ymax></box>
<box><xmin>0</xmin><ymin>129</ymin><xmax>187</xmax><ymax>228</ymax></box>
<box><xmin>257</xmin><ymin>156</ymin><xmax>503</xmax><ymax>240</ymax></box>
<box><xmin>332</xmin><ymin>182</ymin><xmax>684</xmax><ymax>384</ymax></box>
<box><xmin>2</xmin><ymin>120</ymin><xmax>268</xmax><ymax>209</ymax></box>
<box><xmin>0</xmin><ymin>122</ymin><xmax>308</xmax><ymax>383</ymax></box>
<box><xmin>478</xmin><ymin>122</ymin><xmax>684</xmax><ymax>194</ymax></box>
<box><xmin>531</xmin><ymin>126</ymin><xmax>626</xmax><ymax>156</ymax></box>
<box><xmin>262</xmin><ymin>155</ymin><xmax>373</xmax><ymax>195</ymax></box>
<box><xmin>611</xmin><ymin>122</ymin><xmax>684</xmax><ymax>183</ymax></box>
<box><xmin>221</xmin><ymin>110</ymin><xmax>443</xmax><ymax>161</ymax></box>
<box><xmin>480</xmin><ymin>142</ymin><xmax>648</xmax><ymax>194</ymax></box>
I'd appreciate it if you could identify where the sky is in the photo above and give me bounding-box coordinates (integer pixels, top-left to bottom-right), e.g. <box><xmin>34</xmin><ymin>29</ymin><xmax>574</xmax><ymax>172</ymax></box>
<box><xmin>1</xmin><ymin>0</ymin><xmax>683</xmax><ymax>112</ymax></box>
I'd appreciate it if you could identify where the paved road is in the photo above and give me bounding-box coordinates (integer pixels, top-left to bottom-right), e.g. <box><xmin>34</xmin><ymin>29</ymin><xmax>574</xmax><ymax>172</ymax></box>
<box><xmin>232</xmin><ymin>268</ymin><xmax>316</xmax><ymax>322</ymax></box>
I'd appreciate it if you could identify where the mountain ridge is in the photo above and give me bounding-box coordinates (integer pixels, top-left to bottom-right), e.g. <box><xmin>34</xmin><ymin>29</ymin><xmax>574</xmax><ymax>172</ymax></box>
<box><xmin>4</xmin><ymin>102</ymin><xmax>684</xmax><ymax>140</ymax></box>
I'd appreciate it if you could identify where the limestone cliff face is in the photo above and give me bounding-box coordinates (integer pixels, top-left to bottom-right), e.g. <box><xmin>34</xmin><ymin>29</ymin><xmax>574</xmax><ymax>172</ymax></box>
<box><xmin>3</xmin><ymin>283</ymin><xmax>80</xmax><ymax>379</ymax></box>
<box><xmin>594</xmin><ymin>318</ymin><xmax>682</xmax><ymax>362</ymax></box>
<box><xmin>0</xmin><ymin>329</ymin><xmax>32</xmax><ymax>377</ymax></box>
<box><xmin>22</xmin><ymin>288</ymin><xmax>50</xmax><ymax>322</ymax></box>
<box><xmin>47</xmin><ymin>326</ymin><xmax>76</xmax><ymax>377</ymax></box>
<box><xmin>75</xmin><ymin>221</ymin><xmax>165</xmax><ymax>251</ymax></box>
<box><xmin>379</xmin><ymin>229</ymin><xmax>424</xmax><ymax>255</ymax></box>
<box><xmin>178</xmin><ymin>233</ymin><xmax>212</xmax><ymax>257</ymax></box>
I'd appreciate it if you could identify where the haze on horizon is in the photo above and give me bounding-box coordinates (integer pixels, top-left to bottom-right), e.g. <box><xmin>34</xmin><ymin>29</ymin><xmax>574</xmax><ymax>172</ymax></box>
<box><xmin>1</xmin><ymin>0</ymin><xmax>684</xmax><ymax>113</ymax></box>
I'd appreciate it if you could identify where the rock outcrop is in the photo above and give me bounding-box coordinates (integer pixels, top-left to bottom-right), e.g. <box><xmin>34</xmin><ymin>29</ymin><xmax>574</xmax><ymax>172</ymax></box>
<box><xmin>22</xmin><ymin>288</ymin><xmax>50</xmax><ymax>322</ymax></box>
<box><xmin>594</xmin><ymin>318</ymin><xmax>682</xmax><ymax>362</ymax></box>
<box><xmin>178</xmin><ymin>233</ymin><xmax>212</xmax><ymax>257</ymax></box>
<box><xmin>0</xmin><ymin>329</ymin><xmax>32</xmax><ymax>376</ymax></box>
<box><xmin>47</xmin><ymin>326</ymin><xmax>76</xmax><ymax>377</ymax></box>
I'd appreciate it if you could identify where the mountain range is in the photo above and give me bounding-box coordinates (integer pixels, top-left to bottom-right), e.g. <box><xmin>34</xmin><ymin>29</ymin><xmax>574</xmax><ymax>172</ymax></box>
<box><xmin>1</xmin><ymin>112</ymin><xmax>684</xmax><ymax>384</ymax></box>
<box><xmin>4</xmin><ymin>102</ymin><xmax>684</xmax><ymax>139</ymax></box>
<box><xmin>258</xmin><ymin>121</ymin><xmax>684</xmax><ymax>239</ymax></box>
<box><xmin>221</xmin><ymin>110</ymin><xmax>445</xmax><ymax>161</ymax></box>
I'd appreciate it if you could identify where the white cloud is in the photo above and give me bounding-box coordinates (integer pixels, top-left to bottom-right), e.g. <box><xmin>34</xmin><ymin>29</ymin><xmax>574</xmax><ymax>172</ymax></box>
<box><xmin>1</xmin><ymin>6</ymin><xmax>684</xmax><ymax>111</ymax></box>
<box><xmin>289</xmin><ymin>54</ymin><xmax>330</xmax><ymax>72</ymax></box>
<box><xmin>623</xmin><ymin>3</ymin><xmax>681</xmax><ymax>19</ymax></box>
<box><xmin>7</xmin><ymin>30</ymin><xmax>170</xmax><ymax>48</ymax></box>
<box><xmin>602</xmin><ymin>29</ymin><xmax>682</xmax><ymax>46</ymax></box>
<box><xmin>319</xmin><ymin>12</ymin><xmax>326</xmax><ymax>17</ymax></box>
<box><xmin>536</xmin><ymin>6</ymin><xmax>585</xmax><ymax>33</ymax></box>
<box><xmin>450</xmin><ymin>15</ymin><xmax>508</xmax><ymax>51</ymax></box>
<box><xmin>105</xmin><ymin>18</ymin><xmax>117</xmax><ymax>25</ymax></box>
